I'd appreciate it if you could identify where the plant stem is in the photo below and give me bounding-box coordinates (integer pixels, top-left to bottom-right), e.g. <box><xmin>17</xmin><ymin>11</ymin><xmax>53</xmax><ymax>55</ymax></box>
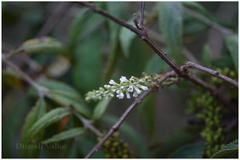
<box><xmin>85</xmin><ymin>71</ymin><xmax>176</xmax><ymax>158</ymax></box>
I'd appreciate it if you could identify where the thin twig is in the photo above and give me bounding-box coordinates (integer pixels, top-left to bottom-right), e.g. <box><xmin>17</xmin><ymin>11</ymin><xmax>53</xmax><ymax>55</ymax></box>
<box><xmin>79</xmin><ymin>2</ymin><xmax>236</xmax><ymax>104</ymax></box>
<box><xmin>184</xmin><ymin>61</ymin><xmax>238</xmax><ymax>87</ymax></box>
<box><xmin>78</xmin><ymin>2</ymin><xmax>181</xmax><ymax>74</ymax></box>
<box><xmin>140</xmin><ymin>2</ymin><xmax>145</xmax><ymax>29</ymax></box>
<box><xmin>85</xmin><ymin>71</ymin><xmax>176</xmax><ymax>158</ymax></box>
<box><xmin>73</xmin><ymin>112</ymin><xmax>103</xmax><ymax>137</ymax></box>
<box><xmin>3</xmin><ymin>54</ymin><xmax>103</xmax><ymax>137</ymax></box>
<box><xmin>2</xmin><ymin>54</ymin><xmax>48</xmax><ymax>98</ymax></box>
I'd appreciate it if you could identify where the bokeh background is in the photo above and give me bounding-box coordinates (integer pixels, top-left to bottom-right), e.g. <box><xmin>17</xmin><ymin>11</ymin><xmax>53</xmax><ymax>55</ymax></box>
<box><xmin>2</xmin><ymin>2</ymin><xmax>238</xmax><ymax>158</ymax></box>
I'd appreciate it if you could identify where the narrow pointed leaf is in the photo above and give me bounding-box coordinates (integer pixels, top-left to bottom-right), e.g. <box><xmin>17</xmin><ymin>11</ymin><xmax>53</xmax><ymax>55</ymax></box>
<box><xmin>29</xmin><ymin>108</ymin><xmax>71</xmax><ymax>138</ymax></box>
<box><xmin>20</xmin><ymin>37</ymin><xmax>67</xmax><ymax>55</ymax></box>
<box><xmin>144</xmin><ymin>54</ymin><xmax>169</xmax><ymax>74</ymax></box>
<box><xmin>158</xmin><ymin>2</ymin><xmax>183</xmax><ymax>64</ymax></box>
<box><xmin>93</xmin><ymin>98</ymin><xmax>112</xmax><ymax>120</ymax></box>
<box><xmin>120</xmin><ymin>20</ymin><xmax>136</xmax><ymax>57</ymax></box>
<box><xmin>39</xmin><ymin>80</ymin><xmax>90</xmax><ymax>117</ymax></box>
<box><xmin>211</xmin><ymin>139</ymin><xmax>238</xmax><ymax>158</ymax></box>
<box><xmin>225</xmin><ymin>35</ymin><xmax>238</xmax><ymax>71</ymax></box>
<box><xmin>202</xmin><ymin>44</ymin><xmax>212</xmax><ymax>67</ymax></box>
<box><xmin>42</xmin><ymin>128</ymin><xmax>85</xmax><ymax>144</ymax></box>
<box><xmin>20</xmin><ymin>98</ymin><xmax>47</xmax><ymax>157</ymax></box>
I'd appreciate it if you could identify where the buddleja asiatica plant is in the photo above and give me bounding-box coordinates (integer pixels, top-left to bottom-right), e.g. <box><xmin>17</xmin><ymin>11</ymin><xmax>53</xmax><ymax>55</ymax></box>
<box><xmin>85</xmin><ymin>73</ymin><xmax>178</xmax><ymax>101</ymax></box>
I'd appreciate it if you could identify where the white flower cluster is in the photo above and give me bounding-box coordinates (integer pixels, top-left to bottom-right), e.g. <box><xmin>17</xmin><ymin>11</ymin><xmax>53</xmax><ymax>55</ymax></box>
<box><xmin>85</xmin><ymin>76</ymin><xmax>149</xmax><ymax>101</ymax></box>
<box><xmin>85</xmin><ymin>74</ymin><xmax>178</xmax><ymax>102</ymax></box>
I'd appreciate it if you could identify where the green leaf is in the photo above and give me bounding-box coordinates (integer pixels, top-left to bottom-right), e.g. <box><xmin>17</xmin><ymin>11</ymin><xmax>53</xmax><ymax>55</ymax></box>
<box><xmin>169</xmin><ymin>144</ymin><xmax>204</xmax><ymax>158</ymax></box>
<box><xmin>144</xmin><ymin>54</ymin><xmax>169</xmax><ymax>74</ymax></box>
<box><xmin>202</xmin><ymin>44</ymin><xmax>212</xmax><ymax>67</ymax></box>
<box><xmin>93</xmin><ymin>98</ymin><xmax>112</xmax><ymax>120</ymax></box>
<box><xmin>183</xmin><ymin>16</ymin><xmax>207</xmax><ymax>36</ymax></box>
<box><xmin>20</xmin><ymin>37</ymin><xmax>67</xmax><ymax>56</ymax></box>
<box><xmin>101</xmin><ymin>115</ymin><xmax>150</xmax><ymax>157</ymax></box>
<box><xmin>225</xmin><ymin>35</ymin><xmax>238</xmax><ymax>71</ymax></box>
<box><xmin>211</xmin><ymin>139</ymin><xmax>238</xmax><ymax>158</ymax></box>
<box><xmin>72</xmin><ymin>33</ymin><xmax>103</xmax><ymax>94</ymax></box>
<box><xmin>119</xmin><ymin>20</ymin><xmax>136</xmax><ymax>57</ymax></box>
<box><xmin>152</xmin><ymin>130</ymin><xmax>197</xmax><ymax>157</ymax></box>
<box><xmin>158</xmin><ymin>2</ymin><xmax>183</xmax><ymax>64</ymax></box>
<box><xmin>182</xmin><ymin>2</ymin><xmax>210</xmax><ymax>18</ymax></box>
<box><xmin>42</xmin><ymin>128</ymin><xmax>85</xmax><ymax>144</ymax></box>
<box><xmin>20</xmin><ymin>98</ymin><xmax>47</xmax><ymax>157</ymax></box>
<box><xmin>68</xmin><ymin>9</ymin><xmax>104</xmax><ymax>51</ymax></box>
<box><xmin>137</xmin><ymin>94</ymin><xmax>156</xmax><ymax>136</ymax></box>
<box><xmin>77</xmin><ymin>138</ymin><xmax>105</xmax><ymax>158</ymax></box>
<box><xmin>104</xmin><ymin>2</ymin><xmax>128</xmax><ymax>81</ymax></box>
<box><xmin>29</xmin><ymin>108</ymin><xmax>71</xmax><ymax>138</ymax></box>
<box><xmin>39</xmin><ymin>80</ymin><xmax>90</xmax><ymax>117</ymax></box>
<box><xmin>3</xmin><ymin>96</ymin><xmax>29</xmax><ymax>158</ymax></box>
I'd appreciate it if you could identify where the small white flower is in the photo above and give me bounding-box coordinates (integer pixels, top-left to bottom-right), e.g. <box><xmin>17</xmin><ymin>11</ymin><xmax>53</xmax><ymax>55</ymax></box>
<box><xmin>120</xmin><ymin>76</ymin><xmax>128</xmax><ymax>83</ymax></box>
<box><xmin>133</xmin><ymin>92</ymin><xmax>138</xmax><ymax>97</ymax></box>
<box><xmin>116</xmin><ymin>89</ymin><xmax>121</xmax><ymax>94</ymax></box>
<box><xmin>126</xmin><ymin>92</ymin><xmax>131</xmax><ymax>99</ymax></box>
<box><xmin>130</xmin><ymin>76</ymin><xmax>135</xmax><ymax>81</ymax></box>
<box><xmin>104</xmin><ymin>85</ymin><xmax>111</xmax><ymax>88</ymax></box>
<box><xmin>134</xmin><ymin>87</ymin><xmax>142</xmax><ymax>94</ymax></box>
<box><xmin>120</xmin><ymin>86</ymin><xmax>125</xmax><ymax>89</ymax></box>
<box><xmin>109</xmin><ymin>93</ymin><xmax>114</xmax><ymax>97</ymax></box>
<box><xmin>109</xmin><ymin>80</ymin><xmax>116</xmax><ymax>85</ymax></box>
<box><xmin>116</xmin><ymin>92</ymin><xmax>124</xmax><ymax>99</ymax></box>
<box><xmin>140</xmin><ymin>85</ymin><xmax>148</xmax><ymax>90</ymax></box>
<box><xmin>127</xmin><ymin>85</ymin><xmax>133</xmax><ymax>92</ymax></box>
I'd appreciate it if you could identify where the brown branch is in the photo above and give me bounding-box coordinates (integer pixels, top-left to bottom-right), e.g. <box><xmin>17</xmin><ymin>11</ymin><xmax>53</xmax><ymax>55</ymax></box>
<box><xmin>2</xmin><ymin>54</ymin><xmax>48</xmax><ymax>97</ymax></box>
<box><xmin>140</xmin><ymin>2</ymin><xmax>145</xmax><ymax>29</ymax></box>
<box><xmin>79</xmin><ymin>2</ymin><xmax>237</xmax><ymax>104</ymax></box>
<box><xmin>85</xmin><ymin>71</ymin><xmax>176</xmax><ymax>158</ymax></box>
<box><xmin>2</xmin><ymin>54</ymin><xmax>103</xmax><ymax>138</ymax></box>
<box><xmin>184</xmin><ymin>61</ymin><xmax>238</xmax><ymax>87</ymax></box>
<box><xmin>78</xmin><ymin>2</ymin><xmax>181</xmax><ymax>74</ymax></box>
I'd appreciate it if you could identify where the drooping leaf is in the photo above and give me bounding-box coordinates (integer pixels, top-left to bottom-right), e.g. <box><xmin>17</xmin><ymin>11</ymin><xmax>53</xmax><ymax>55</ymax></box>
<box><xmin>183</xmin><ymin>16</ymin><xmax>207</xmax><ymax>36</ymax></box>
<box><xmin>46</xmin><ymin>55</ymin><xmax>71</xmax><ymax>78</ymax></box>
<box><xmin>42</xmin><ymin>128</ymin><xmax>85</xmax><ymax>144</ymax></box>
<box><xmin>72</xmin><ymin>33</ymin><xmax>103</xmax><ymax>94</ymax></box>
<box><xmin>119</xmin><ymin>20</ymin><xmax>136</xmax><ymax>57</ymax></box>
<box><xmin>211</xmin><ymin>139</ymin><xmax>238</xmax><ymax>158</ymax></box>
<box><xmin>201</xmin><ymin>44</ymin><xmax>212</xmax><ymax>67</ymax></box>
<box><xmin>93</xmin><ymin>98</ymin><xmax>112</xmax><ymax>120</ymax></box>
<box><xmin>225</xmin><ymin>35</ymin><xmax>238</xmax><ymax>71</ymax></box>
<box><xmin>39</xmin><ymin>80</ymin><xmax>90</xmax><ymax>117</ymax></box>
<box><xmin>2</xmin><ymin>96</ymin><xmax>29</xmax><ymax>158</ymax></box>
<box><xmin>20</xmin><ymin>98</ymin><xmax>47</xmax><ymax>157</ymax></box>
<box><xmin>169</xmin><ymin>144</ymin><xmax>204</xmax><ymax>158</ymax></box>
<box><xmin>29</xmin><ymin>108</ymin><xmax>71</xmax><ymax>138</ymax></box>
<box><xmin>137</xmin><ymin>94</ymin><xmax>156</xmax><ymax>136</ymax></box>
<box><xmin>68</xmin><ymin>8</ymin><xmax>104</xmax><ymax>52</ymax></box>
<box><xmin>104</xmin><ymin>2</ymin><xmax>128</xmax><ymax>81</ymax></box>
<box><xmin>19</xmin><ymin>37</ymin><xmax>67</xmax><ymax>56</ymax></box>
<box><xmin>157</xmin><ymin>2</ymin><xmax>183</xmax><ymax>64</ymax></box>
<box><xmin>182</xmin><ymin>2</ymin><xmax>211</xmax><ymax>18</ymax></box>
<box><xmin>101</xmin><ymin>115</ymin><xmax>150</xmax><ymax>157</ymax></box>
<box><xmin>144</xmin><ymin>54</ymin><xmax>169</xmax><ymax>74</ymax></box>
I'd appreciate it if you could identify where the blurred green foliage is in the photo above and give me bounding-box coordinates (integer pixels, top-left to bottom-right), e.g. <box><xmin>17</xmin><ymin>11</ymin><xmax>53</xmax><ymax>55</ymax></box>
<box><xmin>2</xmin><ymin>2</ymin><xmax>238</xmax><ymax>158</ymax></box>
